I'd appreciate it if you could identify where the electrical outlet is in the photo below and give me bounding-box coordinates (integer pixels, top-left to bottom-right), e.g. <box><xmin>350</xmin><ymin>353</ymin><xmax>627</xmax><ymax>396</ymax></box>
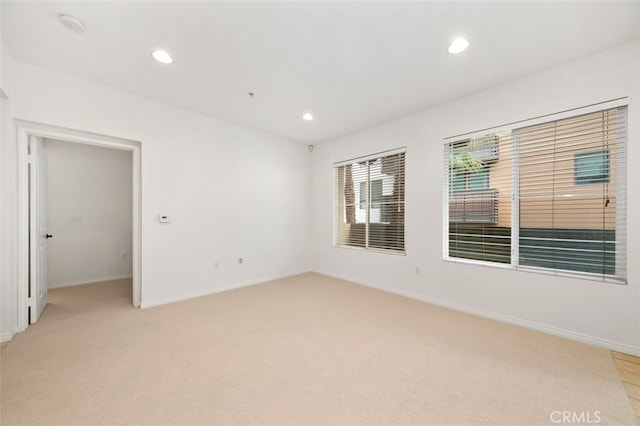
<box><xmin>415</xmin><ymin>266</ymin><xmax>422</xmax><ymax>274</ymax></box>
<box><xmin>238</xmin><ymin>257</ymin><xmax>244</xmax><ymax>265</ymax></box>
<box><xmin>213</xmin><ymin>260</ymin><xmax>219</xmax><ymax>269</ymax></box>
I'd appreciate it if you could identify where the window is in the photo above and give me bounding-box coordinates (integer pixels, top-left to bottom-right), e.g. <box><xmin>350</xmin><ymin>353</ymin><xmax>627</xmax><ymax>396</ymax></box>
<box><xmin>451</xmin><ymin>170</ymin><xmax>467</xmax><ymax>191</ymax></box>
<box><xmin>360</xmin><ymin>179</ymin><xmax>382</xmax><ymax>209</ymax></box>
<box><xmin>451</xmin><ymin>167</ymin><xmax>490</xmax><ymax>191</ymax></box>
<box><xmin>444</xmin><ymin>104</ymin><xmax>627</xmax><ymax>282</ymax></box>
<box><xmin>334</xmin><ymin>149</ymin><xmax>405</xmax><ymax>253</ymax></box>
<box><xmin>575</xmin><ymin>150</ymin><xmax>610</xmax><ymax>185</ymax></box>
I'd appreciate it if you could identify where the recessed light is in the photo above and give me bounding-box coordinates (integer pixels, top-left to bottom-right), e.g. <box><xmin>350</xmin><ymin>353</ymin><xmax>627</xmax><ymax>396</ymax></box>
<box><xmin>152</xmin><ymin>50</ymin><xmax>173</xmax><ymax>64</ymax></box>
<box><xmin>302</xmin><ymin>112</ymin><xmax>314</xmax><ymax>121</ymax></box>
<box><xmin>448</xmin><ymin>38</ymin><xmax>469</xmax><ymax>54</ymax></box>
<box><xmin>59</xmin><ymin>14</ymin><xmax>85</xmax><ymax>34</ymax></box>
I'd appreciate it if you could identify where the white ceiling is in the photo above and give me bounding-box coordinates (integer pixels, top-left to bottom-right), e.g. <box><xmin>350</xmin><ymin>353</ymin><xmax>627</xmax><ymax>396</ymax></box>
<box><xmin>2</xmin><ymin>1</ymin><xmax>640</xmax><ymax>144</ymax></box>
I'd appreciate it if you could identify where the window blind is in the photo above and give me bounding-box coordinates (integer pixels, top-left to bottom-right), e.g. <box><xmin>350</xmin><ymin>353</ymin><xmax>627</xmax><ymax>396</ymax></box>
<box><xmin>518</xmin><ymin>107</ymin><xmax>626</xmax><ymax>279</ymax></box>
<box><xmin>334</xmin><ymin>149</ymin><xmax>406</xmax><ymax>253</ymax></box>
<box><xmin>446</xmin><ymin>133</ymin><xmax>514</xmax><ymax>264</ymax></box>
<box><xmin>444</xmin><ymin>104</ymin><xmax>627</xmax><ymax>282</ymax></box>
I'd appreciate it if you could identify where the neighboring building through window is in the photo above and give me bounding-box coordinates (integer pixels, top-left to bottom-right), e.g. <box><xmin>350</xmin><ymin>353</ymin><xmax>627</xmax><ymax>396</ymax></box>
<box><xmin>575</xmin><ymin>150</ymin><xmax>610</xmax><ymax>185</ymax></box>
<box><xmin>451</xmin><ymin>167</ymin><xmax>489</xmax><ymax>191</ymax></box>
<box><xmin>334</xmin><ymin>150</ymin><xmax>405</xmax><ymax>253</ymax></box>
<box><xmin>360</xmin><ymin>179</ymin><xmax>383</xmax><ymax>209</ymax></box>
<box><xmin>448</xmin><ymin>137</ymin><xmax>501</xmax><ymax>227</ymax></box>
<box><xmin>444</xmin><ymin>104</ymin><xmax>627</xmax><ymax>282</ymax></box>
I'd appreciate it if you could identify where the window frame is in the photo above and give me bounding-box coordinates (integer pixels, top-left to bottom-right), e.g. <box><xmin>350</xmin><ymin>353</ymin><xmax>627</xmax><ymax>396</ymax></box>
<box><xmin>360</xmin><ymin>179</ymin><xmax>383</xmax><ymax>209</ymax></box>
<box><xmin>443</xmin><ymin>99</ymin><xmax>627</xmax><ymax>284</ymax></box>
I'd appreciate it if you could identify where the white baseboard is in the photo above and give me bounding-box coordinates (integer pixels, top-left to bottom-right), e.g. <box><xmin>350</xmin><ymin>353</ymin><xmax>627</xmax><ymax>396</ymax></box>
<box><xmin>313</xmin><ymin>269</ymin><xmax>640</xmax><ymax>357</ymax></box>
<box><xmin>48</xmin><ymin>274</ymin><xmax>133</xmax><ymax>289</ymax></box>
<box><xmin>140</xmin><ymin>269</ymin><xmax>311</xmax><ymax>309</ymax></box>
<box><xmin>1</xmin><ymin>331</ymin><xmax>16</xmax><ymax>343</ymax></box>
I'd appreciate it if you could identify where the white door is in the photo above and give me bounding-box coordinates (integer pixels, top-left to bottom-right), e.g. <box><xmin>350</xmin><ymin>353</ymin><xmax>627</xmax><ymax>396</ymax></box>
<box><xmin>29</xmin><ymin>135</ymin><xmax>49</xmax><ymax>323</ymax></box>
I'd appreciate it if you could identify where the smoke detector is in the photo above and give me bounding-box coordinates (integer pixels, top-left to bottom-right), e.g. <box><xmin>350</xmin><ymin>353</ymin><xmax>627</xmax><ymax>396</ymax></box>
<box><xmin>59</xmin><ymin>14</ymin><xmax>85</xmax><ymax>34</ymax></box>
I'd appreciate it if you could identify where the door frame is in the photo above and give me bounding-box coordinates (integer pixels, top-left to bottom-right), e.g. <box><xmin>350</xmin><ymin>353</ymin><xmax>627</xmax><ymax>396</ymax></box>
<box><xmin>16</xmin><ymin>121</ymin><xmax>142</xmax><ymax>332</ymax></box>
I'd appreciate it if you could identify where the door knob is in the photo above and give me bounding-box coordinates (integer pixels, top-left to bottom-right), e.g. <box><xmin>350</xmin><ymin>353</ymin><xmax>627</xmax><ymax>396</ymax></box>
<box><xmin>45</xmin><ymin>234</ymin><xmax>53</xmax><ymax>239</ymax></box>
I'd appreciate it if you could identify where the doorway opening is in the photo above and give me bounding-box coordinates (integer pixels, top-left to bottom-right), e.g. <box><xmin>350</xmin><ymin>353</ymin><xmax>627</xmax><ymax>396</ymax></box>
<box><xmin>44</xmin><ymin>138</ymin><xmax>133</xmax><ymax>318</ymax></box>
<box><xmin>16</xmin><ymin>121</ymin><xmax>141</xmax><ymax>332</ymax></box>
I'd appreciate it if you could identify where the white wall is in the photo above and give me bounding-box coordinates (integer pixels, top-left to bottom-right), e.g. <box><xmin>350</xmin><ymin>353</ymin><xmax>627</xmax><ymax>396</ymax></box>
<box><xmin>311</xmin><ymin>40</ymin><xmax>640</xmax><ymax>354</ymax></box>
<box><xmin>1</xmin><ymin>40</ymin><xmax>18</xmax><ymax>342</ymax></box>
<box><xmin>1</xmin><ymin>91</ymin><xmax>11</xmax><ymax>341</ymax></box>
<box><xmin>0</xmin><ymin>50</ymin><xmax>312</xmax><ymax>338</ymax></box>
<box><xmin>44</xmin><ymin>139</ymin><xmax>133</xmax><ymax>288</ymax></box>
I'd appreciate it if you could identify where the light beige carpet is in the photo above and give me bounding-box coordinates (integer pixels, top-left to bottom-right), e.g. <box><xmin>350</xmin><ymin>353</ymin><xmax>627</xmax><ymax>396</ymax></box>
<box><xmin>0</xmin><ymin>273</ymin><xmax>635</xmax><ymax>425</ymax></box>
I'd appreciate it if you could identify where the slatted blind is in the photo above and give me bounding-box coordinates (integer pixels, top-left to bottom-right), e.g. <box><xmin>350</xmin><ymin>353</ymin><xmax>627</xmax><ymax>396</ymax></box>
<box><xmin>444</xmin><ymin>104</ymin><xmax>627</xmax><ymax>282</ymax></box>
<box><xmin>446</xmin><ymin>133</ymin><xmax>514</xmax><ymax>264</ymax></box>
<box><xmin>334</xmin><ymin>149</ymin><xmax>405</xmax><ymax>253</ymax></box>
<box><xmin>518</xmin><ymin>107</ymin><xmax>627</xmax><ymax>280</ymax></box>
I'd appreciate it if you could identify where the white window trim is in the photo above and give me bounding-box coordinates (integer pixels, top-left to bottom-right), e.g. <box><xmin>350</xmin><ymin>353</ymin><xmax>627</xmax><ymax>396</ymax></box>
<box><xmin>333</xmin><ymin>147</ymin><xmax>407</xmax><ymax>167</ymax></box>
